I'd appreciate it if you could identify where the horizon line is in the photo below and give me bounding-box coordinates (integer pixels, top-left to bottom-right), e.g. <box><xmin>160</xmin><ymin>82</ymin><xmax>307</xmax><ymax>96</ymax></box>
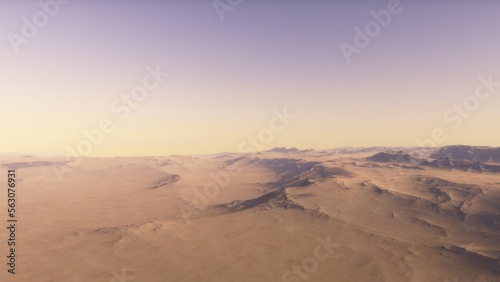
<box><xmin>1</xmin><ymin>144</ymin><xmax>498</xmax><ymax>159</ymax></box>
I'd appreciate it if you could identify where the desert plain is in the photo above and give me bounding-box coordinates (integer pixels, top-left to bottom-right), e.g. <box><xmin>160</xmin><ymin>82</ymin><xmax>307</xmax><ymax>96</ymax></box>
<box><xmin>0</xmin><ymin>145</ymin><xmax>499</xmax><ymax>282</ymax></box>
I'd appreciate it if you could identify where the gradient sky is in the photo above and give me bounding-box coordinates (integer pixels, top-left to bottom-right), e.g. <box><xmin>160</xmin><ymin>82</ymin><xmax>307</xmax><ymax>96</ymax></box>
<box><xmin>1</xmin><ymin>0</ymin><xmax>499</xmax><ymax>156</ymax></box>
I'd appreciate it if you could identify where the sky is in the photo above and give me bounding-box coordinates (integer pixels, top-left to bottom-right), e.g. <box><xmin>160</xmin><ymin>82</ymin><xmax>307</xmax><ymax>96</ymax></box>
<box><xmin>1</xmin><ymin>0</ymin><xmax>499</xmax><ymax>157</ymax></box>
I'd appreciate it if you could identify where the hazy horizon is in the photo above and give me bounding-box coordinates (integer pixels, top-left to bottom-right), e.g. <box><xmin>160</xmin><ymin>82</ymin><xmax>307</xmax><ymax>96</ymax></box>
<box><xmin>1</xmin><ymin>144</ymin><xmax>498</xmax><ymax>159</ymax></box>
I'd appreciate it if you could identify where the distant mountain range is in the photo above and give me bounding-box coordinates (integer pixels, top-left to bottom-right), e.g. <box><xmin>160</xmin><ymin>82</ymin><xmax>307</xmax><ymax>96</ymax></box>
<box><xmin>266</xmin><ymin>147</ymin><xmax>315</xmax><ymax>154</ymax></box>
<box><xmin>365</xmin><ymin>145</ymin><xmax>500</xmax><ymax>173</ymax></box>
<box><xmin>430</xmin><ymin>145</ymin><xmax>500</xmax><ymax>163</ymax></box>
<box><xmin>366</xmin><ymin>152</ymin><xmax>420</xmax><ymax>164</ymax></box>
